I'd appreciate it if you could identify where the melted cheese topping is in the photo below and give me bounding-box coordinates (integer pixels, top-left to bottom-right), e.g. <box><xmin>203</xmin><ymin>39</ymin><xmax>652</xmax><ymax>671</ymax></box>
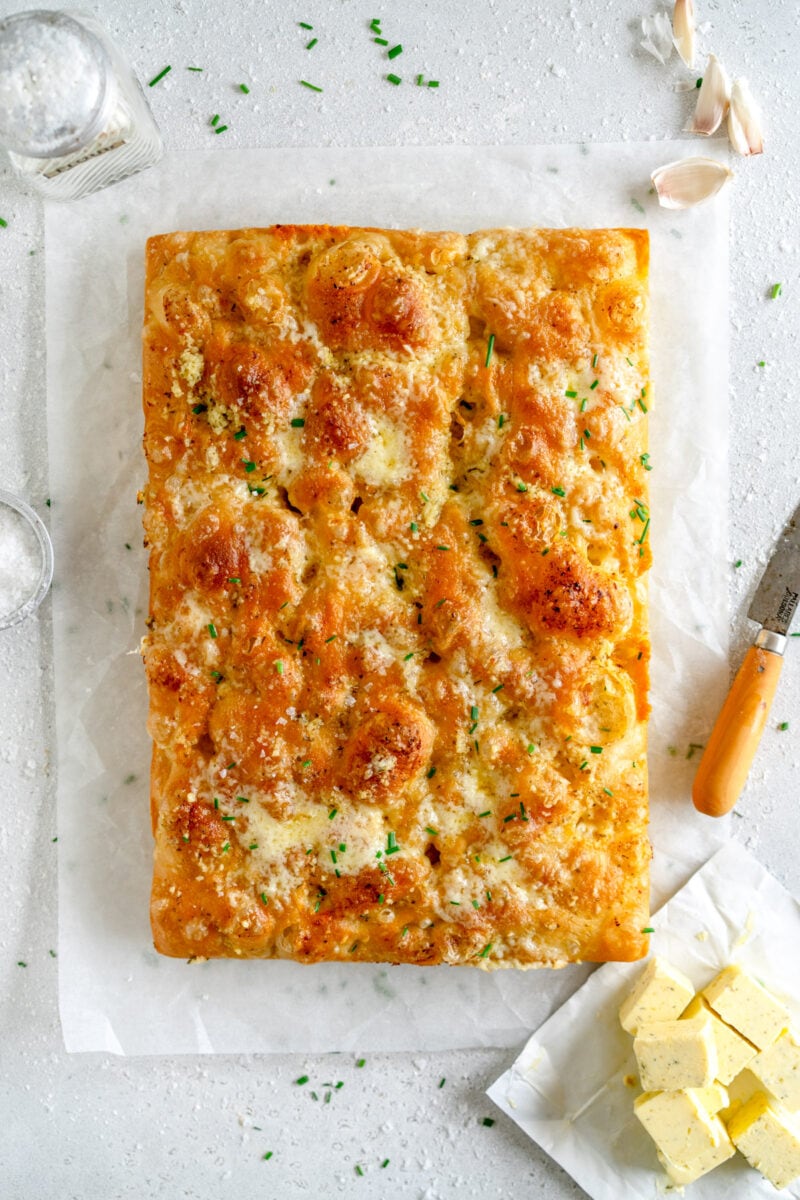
<box><xmin>142</xmin><ymin>224</ymin><xmax>651</xmax><ymax>967</ymax></box>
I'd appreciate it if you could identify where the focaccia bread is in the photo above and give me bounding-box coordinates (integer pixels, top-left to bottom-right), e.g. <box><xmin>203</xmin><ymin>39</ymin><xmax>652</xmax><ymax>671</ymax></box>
<box><xmin>141</xmin><ymin>224</ymin><xmax>651</xmax><ymax>968</ymax></box>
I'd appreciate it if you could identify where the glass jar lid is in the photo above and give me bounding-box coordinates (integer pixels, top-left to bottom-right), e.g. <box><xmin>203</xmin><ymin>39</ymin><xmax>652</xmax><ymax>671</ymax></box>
<box><xmin>0</xmin><ymin>489</ymin><xmax>54</xmax><ymax>630</ymax></box>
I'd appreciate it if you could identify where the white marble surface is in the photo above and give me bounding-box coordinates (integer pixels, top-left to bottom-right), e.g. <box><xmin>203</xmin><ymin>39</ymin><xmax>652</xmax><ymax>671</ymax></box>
<box><xmin>1</xmin><ymin>2</ymin><xmax>798</xmax><ymax>1197</ymax></box>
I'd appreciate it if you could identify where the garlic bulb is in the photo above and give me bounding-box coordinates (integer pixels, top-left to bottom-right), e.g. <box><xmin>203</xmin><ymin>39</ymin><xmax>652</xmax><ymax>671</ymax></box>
<box><xmin>686</xmin><ymin>54</ymin><xmax>731</xmax><ymax>136</ymax></box>
<box><xmin>727</xmin><ymin>77</ymin><xmax>764</xmax><ymax>156</ymax></box>
<box><xmin>672</xmin><ymin>0</ymin><xmax>696</xmax><ymax>68</ymax></box>
<box><xmin>651</xmin><ymin>157</ymin><xmax>733</xmax><ymax>209</ymax></box>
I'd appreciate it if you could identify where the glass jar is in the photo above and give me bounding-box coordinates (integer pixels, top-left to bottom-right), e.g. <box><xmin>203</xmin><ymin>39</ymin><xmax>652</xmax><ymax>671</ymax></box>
<box><xmin>0</xmin><ymin>9</ymin><xmax>162</xmax><ymax>200</ymax></box>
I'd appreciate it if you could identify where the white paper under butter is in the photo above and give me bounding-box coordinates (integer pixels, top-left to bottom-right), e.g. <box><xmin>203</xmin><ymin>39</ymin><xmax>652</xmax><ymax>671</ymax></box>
<box><xmin>488</xmin><ymin>841</ymin><xmax>800</xmax><ymax>1200</ymax></box>
<box><xmin>46</xmin><ymin>142</ymin><xmax>730</xmax><ymax>1055</ymax></box>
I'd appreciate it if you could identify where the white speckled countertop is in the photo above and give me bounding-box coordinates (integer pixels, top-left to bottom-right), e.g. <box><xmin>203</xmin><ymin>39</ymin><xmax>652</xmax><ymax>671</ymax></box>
<box><xmin>1</xmin><ymin>2</ymin><xmax>798</xmax><ymax>1197</ymax></box>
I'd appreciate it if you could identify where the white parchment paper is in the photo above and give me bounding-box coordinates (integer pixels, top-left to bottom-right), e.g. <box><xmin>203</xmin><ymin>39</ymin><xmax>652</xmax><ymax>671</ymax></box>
<box><xmin>488</xmin><ymin>840</ymin><xmax>800</xmax><ymax>1200</ymax></box>
<box><xmin>46</xmin><ymin>142</ymin><xmax>730</xmax><ymax>1055</ymax></box>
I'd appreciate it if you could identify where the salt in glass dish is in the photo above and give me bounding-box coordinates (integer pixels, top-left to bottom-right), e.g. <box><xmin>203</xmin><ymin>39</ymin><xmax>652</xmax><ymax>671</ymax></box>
<box><xmin>0</xmin><ymin>488</ymin><xmax>54</xmax><ymax>630</ymax></box>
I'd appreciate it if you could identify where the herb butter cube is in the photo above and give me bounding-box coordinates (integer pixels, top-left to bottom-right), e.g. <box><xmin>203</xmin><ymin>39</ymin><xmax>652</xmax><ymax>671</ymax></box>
<box><xmin>656</xmin><ymin>1139</ymin><xmax>736</xmax><ymax>1187</ymax></box>
<box><xmin>727</xmin><ymin>1091</ymin><xmax>800</xmax><ymax>1190</ymax></box>
<box><xmin>682</xmin><ymin>993</ymin><xmax>759</xmax><ymax>1084</ymax></box>
<box><xmin>634</xmin><ymin>1015</ymin><xmax>718</xmax><ymax>1091</ymax></box>
<box><xmin>751</xmin><ymin>1029</ymin><xmax>800</xmax><ymax>1112</ymax></box>
<box><xmin>619</xmin><ymin>956</ymin><xmax>696</xmax><ymax>1035</ymax></box>
<box><xmin>635</xmin><ymin>1089</ymin><xmax>734</xmax><ymax>1183</ymax></box>
<box><xmin>703</xmin><ymin>965</ymin><xmax>788</xmax><ymax>1050</ymax></box>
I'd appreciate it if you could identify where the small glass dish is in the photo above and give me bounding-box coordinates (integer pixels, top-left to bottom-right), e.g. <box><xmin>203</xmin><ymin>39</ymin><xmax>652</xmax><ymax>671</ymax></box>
<box><xmin>0</xmin><ymin>488</ymin><xmax>54</xmax><ymax>630</ymax></box>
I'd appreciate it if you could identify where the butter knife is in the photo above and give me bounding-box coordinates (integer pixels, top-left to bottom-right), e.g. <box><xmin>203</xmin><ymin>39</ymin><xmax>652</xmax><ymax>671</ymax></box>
<box><xmin>693</xmin><ymin>498</ymin><xmax>800</xmax><ymax>817</ymax></box>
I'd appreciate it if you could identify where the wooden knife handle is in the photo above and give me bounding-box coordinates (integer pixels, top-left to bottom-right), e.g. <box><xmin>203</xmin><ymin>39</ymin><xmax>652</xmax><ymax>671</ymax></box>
<box><xmin>692</xmin><ymin>646</ymin><xmax>783</xmax><ymax>817</ymax></box>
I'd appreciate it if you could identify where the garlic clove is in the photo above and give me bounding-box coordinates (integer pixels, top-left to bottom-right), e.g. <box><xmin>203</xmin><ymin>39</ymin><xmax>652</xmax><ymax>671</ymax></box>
<box><xmin>686</xmin><ymin>54</ymin><xmax>731</xmax><ymax>136</ymax></box>
<box><xmin>641</xmin><ymin>12</ymin><xmax>674</xmax><ymax>65</ymax></box>
<box><xmin>727</xmin><ymin>77</ymin><xmax>764</xmax><ymax>156</ymax></box>
<box><xmin>672</xmin><ymin>0</ymin><xmax>696</xmax><ymax>68</ymax></box>
<box><xmin>651</xmin><ymin>157</ymin><xmax>733</xmax><ymax>209</ymax></box>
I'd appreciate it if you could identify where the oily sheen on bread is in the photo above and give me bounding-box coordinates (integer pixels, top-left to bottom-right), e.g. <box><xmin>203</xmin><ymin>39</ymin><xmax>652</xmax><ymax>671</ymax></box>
<box><xmin>141</xmin><ymin>224</ymin><xmax>651</xmax><ymax>968</ymax></box>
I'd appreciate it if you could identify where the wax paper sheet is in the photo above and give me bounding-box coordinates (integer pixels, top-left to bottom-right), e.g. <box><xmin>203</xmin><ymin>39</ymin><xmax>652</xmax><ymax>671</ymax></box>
<box><xmin>46</xmin><ymin>142</ymin><xmax>730</xmax><ymax>1055</ymax></box>
<box><xmin>488</xmin><ymin>840</ymin><xmax>800</xmax><ymax>1200</ymax></box>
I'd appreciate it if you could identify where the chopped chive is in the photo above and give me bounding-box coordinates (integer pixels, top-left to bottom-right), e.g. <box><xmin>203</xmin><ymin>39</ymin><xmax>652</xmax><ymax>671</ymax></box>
<box><xmin>248</xmin><ymin>842</ymin><xmax>258</xmax><ymax>850</ymax></box>
<box><xmin>436</xmin><ymin>545</ymin><xmax>450</xmax><ymax>552</ymax></box>
<box><xmin>472</xmin><ymin>899</ymin><xmax>481</xmax><ymax>909</ymax></box>
<box><xmin>491</xmin><ymin>683</ymin><xmax>504</xmax><ymax>694</ymax></box>
<box><xmin>439</xmin><ymin>1078</ymin><xmax>446</xmax><ymax>1088</ymax></box>
<box><xmin>551</xmin><ymin>486</ymin><xmax>565</xmax><ymax>497</ymax></box>
<box><xmin>640</xmin><ymin>453</ymin><xmax>652</xmax><ymax>471</ymax></box>
<box><xmin>470</xmin><ymin>705</ymin><xmax>479</xmax><ymax>720</ymax></box>
<box><xmin>592</xmin><ymin>353</ymin><xmax>598</xmax><ymax>368</ymax></box>
<box><xmin>603</xmin><ymin>787</ymin><xmax>613</xmax><ymax>797</ymax></box>
<box><xmin>214</xmin><ymin>798</ymin><xmax>219</xmax><ymax>809</ymax></box>
<box><xmin>416</xmin><ymin>72</ymin><xmax>424</xmax><ymax>85</ymax></box>
<box><xmin>290</xmin><ymin>417</ymin><xmax>305</xmax><ymax>427</ymax></box>
<box><xmin>275</xmin><ymin>660</ymin><xmax>284</xmax><ymax>674</ymax></box>
<box><xmin>328</xmin><ymin>808</ymin><xmax>337</xmax><ymax>820</ymax></box>
<box><xmin>478</xmin><ymin>943</ymin><xmax>492</xmax><ymax>958</ymax></box>
<box><xmin>771</xmin><ymin>283</ymin><xmax>782</xmax><ymax>299</ymax></box>
<box><xmin>299</xmin><ymin>21</ymin><xmax>313</xmax><ymax>29</ymax></box>
<box><xmin>583</xmin><ymin>429</ymin><xmax>591</xmax><ymax>440</ymax></box>
<box><xmin>295</xmin><ymin>1075</ymin><xmax>309</xmax><ymax>1085</ymax></box>
<box><xmin>239</xmin><ymin>83</ymin><xmax>250</xmax><ymax>93</ymax></box>
<box><xmin>221</xmin><ymin>815</ymin><xmax>235</xmax><ymax>822</ymax></box>
<box><xmin>642</xmin><ymin>926</ymin><xmax>655</xmax><ymax>934</ymax></box>
<box><xmin>234</xmin><ymin>427</ymin><xmax>247</xmax><ymax>440</ymax></box>
<box><xmin>410</xmin><ymin>521</ymin><xmax>418</xmax><ymax>532</ymax></box>
<box><xmin>387</xmin><ymin>831</ymin><xmax>399</xmax><ymax>854</ymax></box>
<box><xmin>377</xmin><ymin>893</ymin><xmax>384</xmax><ymax>905</ymax></box>
<box><xmin>427</xmin><ymin>766</ymin><xmax>436</xmax><ymax>779</ymax></box>
<box><xmin>325</xmin><ymin>633</ymin><xmax>338</xmax><ymax>643</ymax></box>
<box><xmin>424</xmin><ymin>826</ymin><xmax>438</xmax><ymax>836</ymax></box>
<box><xmin>300</xmin><ymin>80</ymin><xmax>323</xmax><ymax>91</ymax></box>
<box><xmin>498</xmin><ymin>413</ymin><xmax>506</xmax><ymax>428</ymax></box>
<box><xmin>427</xmin><ymin>80</ymin><xmax>439</xmax><ymax>87</ymax></box>
<box><xmin>186</xmin><ymin>66</ymin><xmax>203</xmax><ymax>72</ymax></box>
<box><xmin>386</xmin><ymin>73</ymin><xmax>401</xmax><ymax>85</ymax></box>
<box><xmin>734</xmin><ymin>559</ymin><xmax>742</xmax><ymax>568</ymax></box>
<box><xmin>580</xmin><ymin>398</ymin><xmax>588</xmax><ymax>412</ymax></box>
<box><xmin>565</xmin><ymin>389</ymin><xmax>577</xmax><ymax>398</ymax></box>
<box><xmin>207</xmin><ymin>622</ymin><xmax>217</xmax><ymax>638</ymax></box>
<box><xmin>637</xmin><ymin>518</ymin><xmax>650</xmax><ymax>545</ymax></box>
<box><xmin>302</xmin><ymin>760</ymin><xmax>311</xmax><ymax>769</ymax></box>
<box><xmin>192</xmin><ymin>402</ymin><xmax>207</xmax><ymax>414</ymax></box>
<box><xmin>590</xmin><ymin>746</ymin><xmax>603</xmax><ymax>754</ymax></box>
<box><xmin>516</xmin><ymin>480</ymin><xmax>528</xmax><ymax>492</ymax></box>
<box><xmin>381</xmin><ymin>1158</ymin><xmax>390</xmax><ymax>1168</ymax></box>
<box><xmin>355</xmin><ymin>1165</ymin><xmax>364</xmax><ymax>1177</ymax></box>
<box><xmin>485</xmin><ymin>333</ymin><xmax>495</xmax><ymax>367</ymax></box>
<box><xmin>228</xmin><ymin>576</ymin><xmax>241</xmax><ymax>584</ymax></box>
<box><xmin>403</xmin><ymin>652</ymin><xmax>414</xmax><ymax>661</ymax></box>
<box><xmin>482</xmin><ymin>1118</ymin><xmax>495</xmax><ymax>1127</ymax></box>
<box><xmin>306</xmin><ymin>38</ymin><xmax>318</xmax><ymax>49</ymax></box>
<box><xmin>221</xmin><ymin>842</ymin><xmax>230</xmax><ymax>852</ymax></box>
<box><xmin>242</xmin><ymin>459</ymin><xmax>256</xmax><ymax>473</ymax></box>
<box><xmin>527</xmin><ymin>743</ymin><xmax>536</xmax><ymax>754</ymax></box>
<box><xmin>387</xmin><ymin>43</ymin><xmax>403</xmax><ymax>59</ymax></box>
<box><xmin>590</xmin><ymin>379</ymin><xmax>599</xmax><ymax>390</ymax></box>
<box><xmin>626</xmin><ymin>356</ymin><xmax>634</xmax><ymax>366</ymax></box>
<box><xmin>210</xmin><ymin>113</ymin><xmax>219</xmax><ymax>126</ymax></box>
<box><xmin>330</xmin><ymin>850</ymin><xmax>337</xmax><ymax>864</ymax></box>
<box><xmin>374</xmin><ymin>36</ymin><xmax>389</xmax><ymax>45</ymax></box>
<box><xmin>148</xmin><ymin>66</ymin><xmax>172</xmax><ymax>87</ymax></box>
<box><xmin>214</xmin><ymin>125</ymin><xmax>228</xmax><ymax>134</ymax></box>
<box><xmin>478</xmin><ymin>810</ymin><xmax>491</xmax><ymax>817</ymax></box>
<box><xmin>758</xmin><ymin>360</ymin><xmax>766</xmax><ymax>367</ymax></box>
<box><xmin>449</xmin><ymin>900</ymin><xmax>461</xmax><ymax>906</ymax></box>
<box><xmin>579</xmin><ymin>761</ymin><xmax>588</xmax><ymax>771</ymax></box>
<box><xmin>779</xmin><ymin>721</ymin><xmax>789</xmax><ymax>731</ymax></box>
<box><xmin>420</xmin><ymin>491</ymin><xmax>429</xmax><ymax>503</ymax></box>
<box><xmin>356</xmin><ymin>1058</ymin><xmax>366</xmax><ymax>1067</ymax></box>
<box><xmin>499</xmin><ymin>855</ymin><xmax>512</xmax><ymax>863</ymax></box>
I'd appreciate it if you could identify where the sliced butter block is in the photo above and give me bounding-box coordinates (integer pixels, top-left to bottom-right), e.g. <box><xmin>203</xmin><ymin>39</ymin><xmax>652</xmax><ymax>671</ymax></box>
<box><xmin>751</xmin><ymin>1028</ymin><xmax>800</xmax><ymax>1113</ymax></box>
<box><xmin>727</xmin><ymin>1090</ymin><xmax>800</xmax><ymax>1191</ymax></box>
<box><xmin>682</xmin><ymin>993</ymin><xmax>759</xmax><ymax>1085</ymax></box>
<box><xmin>703</xmin><ymin>965</ymin><xmax>788</xmax><ymax>1050</ymax></box>
<box><xmin>634</xmin><ymin>1015</ymin><xmax>718</xmax><ymax>1091</ymax></box>
<box><xmin>635</xmin><ymin>1089</ymin><xmax>734</xmax><ymax>1184</ymax></box>
<box><xmin>656</xmin><ymin>1138</ymin><xmax>736</xmax><ymax>1186</ymax></box>
<box><xmin>619</xmin><ymin>956</ymin><xmax>696</xmax><ymax>1035</ymax></box>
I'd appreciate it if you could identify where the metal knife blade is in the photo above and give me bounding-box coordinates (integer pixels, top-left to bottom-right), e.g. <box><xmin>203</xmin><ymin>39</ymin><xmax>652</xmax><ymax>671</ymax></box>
<box><xmin>749</xmin><ymin>497</ymin><xmax>800</xmax><ymax>636</ymax></box>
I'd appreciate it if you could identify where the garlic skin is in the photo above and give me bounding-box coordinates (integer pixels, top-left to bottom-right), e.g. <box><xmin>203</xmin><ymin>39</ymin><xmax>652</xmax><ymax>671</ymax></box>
<box><xmin>641</xmin><ymin>12</ymin><xmax>674</xmax><ymax>65</ymax></box>
<box><xmin>686</xmin><ymin>54</ymin><xmax>731</xmax><ymax>136</ymax></box>
<box><xmin>727</xmin><ymin>78</ymin><xmax>764</xmax><ymax>156</ymax></box>
<box><xmin>672</xmin><ymin>0</ymin><xmax>696</xmax><ymax>68</ymax></box>
<box><xmin>651</xmin><ymin>158</ymin><xmax>733</xmax><ymax>209</ymax></box>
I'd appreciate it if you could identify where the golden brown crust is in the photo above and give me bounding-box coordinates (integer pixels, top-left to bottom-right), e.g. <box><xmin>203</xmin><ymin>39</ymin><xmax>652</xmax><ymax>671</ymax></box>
<box><xmin>142</xmin><ymin>224</ymin><xmax>651</xmax><ymax>968</ymax></box>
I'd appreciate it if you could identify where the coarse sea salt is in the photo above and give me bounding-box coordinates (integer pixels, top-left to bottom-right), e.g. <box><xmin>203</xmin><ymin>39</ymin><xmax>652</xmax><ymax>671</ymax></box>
<box><xmin>0</xmin><ymin>502</ymin><xmax>41</xmax><ymax>620</ymax></box>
